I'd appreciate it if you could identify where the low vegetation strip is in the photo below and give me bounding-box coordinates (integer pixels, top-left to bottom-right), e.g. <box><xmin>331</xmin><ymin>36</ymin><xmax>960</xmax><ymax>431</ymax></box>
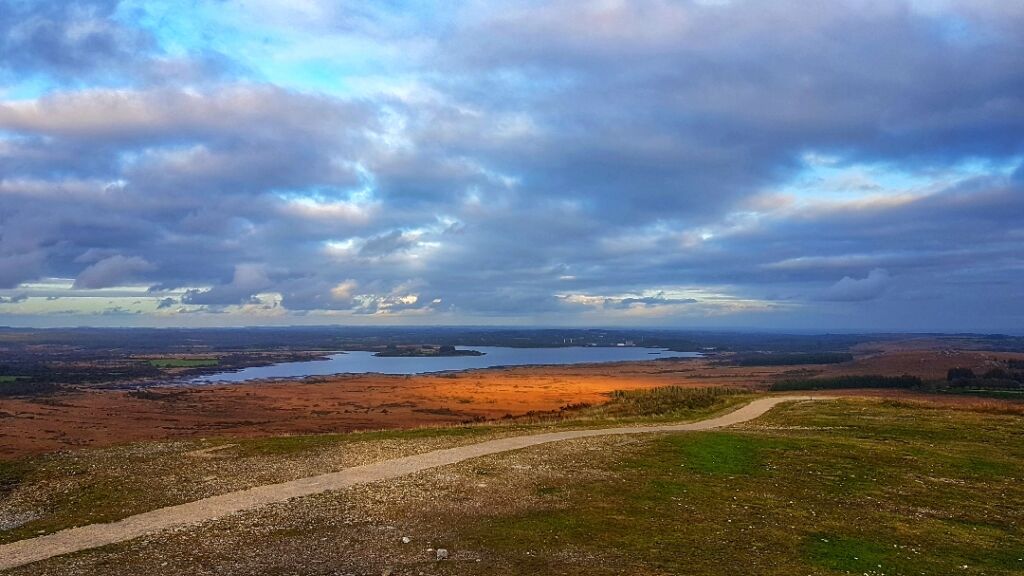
<box><xmin>731</xmin><ymin>352</ymin><xmax>854</xmax><ymax>366</ymax></box>
<box><xmin>516</xmin><ymin>386</ymin><xmax>749</xmax><ymax>423</ymax></box>
<box><xmin>0</xmin><ymin>396</ymin><xmax>818</xmax><ymax>571</ymax></box>
<box><xmin>0</xmin><ymin>381</ymin><xmax>61</xmax><ymax>397</ymax></box>
<box><xmin>770</xmin><ymin>374</ymin><xmax>922</xmax><ymax>391</ymax></box>
<box><xmin>145</xmin><ymin>358</ymin><xmax>219</xmax><ymax>368</ymax></box>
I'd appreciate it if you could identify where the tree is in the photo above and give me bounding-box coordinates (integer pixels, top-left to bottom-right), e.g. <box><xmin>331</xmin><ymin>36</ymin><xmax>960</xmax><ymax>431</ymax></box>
<box><xmin>983</xmin><ymin>367</ymin><xmax>1010</xmax><ymax>380</ymax></box>
<box><xmin>947</xmin><ymin>367</ymin><xmax>975</xmax><ymax>381</ymax></box>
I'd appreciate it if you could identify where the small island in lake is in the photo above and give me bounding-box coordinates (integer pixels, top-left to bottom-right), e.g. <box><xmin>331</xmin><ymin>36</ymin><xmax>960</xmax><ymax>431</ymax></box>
<box><xmin>373</xmin><ymin>344</ymin><xmax>485</xmax><ymax>357</ymax></box>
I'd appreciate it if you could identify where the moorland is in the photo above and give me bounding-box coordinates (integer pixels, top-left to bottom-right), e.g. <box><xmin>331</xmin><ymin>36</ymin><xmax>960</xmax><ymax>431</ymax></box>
<box><xmin>1</xmin><ymin>328</ymin><xmax>1023</xmax><ymax>575</ymax></box>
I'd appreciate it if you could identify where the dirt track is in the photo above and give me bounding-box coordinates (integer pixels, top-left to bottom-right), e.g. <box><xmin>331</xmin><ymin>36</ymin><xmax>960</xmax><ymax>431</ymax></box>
<box><xmin>0</xmin><ymin>395</ymin><xmax>821</xmax><ymax>572</ymax></box>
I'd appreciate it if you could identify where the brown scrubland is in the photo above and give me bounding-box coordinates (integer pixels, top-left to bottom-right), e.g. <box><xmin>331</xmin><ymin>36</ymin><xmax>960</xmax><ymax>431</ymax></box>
<box><xmin>2</xmin><ymin>347</ymin><xmax>1020</xmax><ymax>459</ymax></box>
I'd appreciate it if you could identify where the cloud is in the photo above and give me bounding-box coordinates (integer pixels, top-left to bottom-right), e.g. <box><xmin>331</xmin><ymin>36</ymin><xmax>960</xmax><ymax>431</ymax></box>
<box><xmin>182</xmin><ymin>264</ymin><xmax>271</xmax><ymax>306</ymax></box>
<box><xmin>330</xmin><ymin>280</ymin><xmax>358</xmax><ymax>301</ymax></box>
<box><xmin>0</xmin><ymin>0</ymin><xmax>150</xmax><ymax>80</ymax></box>
<box><xmin>72</xmin><ymin>255</ymin><xmax>154</xmax><ymax>289</ymax></box>
<box><xmin>822</xmin><ymin>269</ymin><xmax>892</xmax><ymax>302</ymax></box>
<box><xmin>559</xmin><ymin>292</ymin><xmax>700</xmax><ymax>311</ymax></box>
<box><xmin>358</xmin><ymin>230</ymin><xmax>416</xmax><ymax>257</ymax></box>
<box><xmin>0</xmin><ymin>0</ymin><xmax>233</xmax><ymax>86</ymax></box>
<box><xmin>606</xmin><ymin>293</ymin><xmax>699</xmax><ymax>310</ymax></box>
<box><xmin>0</xmin><ymin>293</ymin><xmax>28</xmax><ymax>304</ymax></box>
<box><xmin>0</xmin><ymin>1</ymin><xmax>1022</xmax><ymax>330</ymax></box>
<box><xmin>0</xmin><ymin>252</ymin><xmax>45</xmax><ymax>289</ymax></box>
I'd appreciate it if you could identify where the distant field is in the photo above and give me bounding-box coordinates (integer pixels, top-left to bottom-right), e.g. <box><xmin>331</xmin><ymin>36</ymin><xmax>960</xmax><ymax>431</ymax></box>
<box><xmin>146</xmin><ymin>358</ymin><xmax>219</xmax><ymax>368</ymax></box>
<box><xmin>0</xmin><ymin>376</ymin><xmax>24</xmax><ymax>383</ymax></box>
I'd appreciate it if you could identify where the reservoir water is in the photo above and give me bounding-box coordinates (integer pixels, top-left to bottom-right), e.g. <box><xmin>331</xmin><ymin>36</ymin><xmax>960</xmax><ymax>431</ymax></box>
<box><xmin>192</xmin><ymin>346</ymin><xmax>699</xmax><ymax>383</ymax></box>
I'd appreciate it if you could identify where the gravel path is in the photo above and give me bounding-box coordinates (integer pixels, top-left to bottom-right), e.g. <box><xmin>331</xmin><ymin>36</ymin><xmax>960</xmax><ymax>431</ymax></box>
<box><xmin>0</xmin><ymin>395</ymin><xmax>819</xmax><ymax>571</ymax></box>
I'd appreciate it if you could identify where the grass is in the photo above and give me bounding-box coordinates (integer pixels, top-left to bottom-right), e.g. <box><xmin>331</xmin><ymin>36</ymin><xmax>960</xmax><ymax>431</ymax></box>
<box><xmin>0</xmin><ymin>376</ymin><xmax>25</xmax><ymax>383</ymax></box>
<box><xmin>804</xmin><ymin>534</ymin><xmax>898</xmax><ymax>573</ymax></box>
<box><xmin>0</xmin><ymin>460</ymin><xmax>29</xmax><ymax>496</ymax></box>
<box><xmin>586</xmin><ymin>386</ymin><xmax>746</xmax><ymax>418</ymax></box>
<box><xmin>448</xmin><ymin>398</ymin><xmax>1024</xmax><ymax>575</ymax></box>
<box><xmin>225</xmin><ymin>425</ymin><xmax>496</xmax><ymax>457</ymax></box>
<box><xmin>146</xmin><ymin>358</ymin><xmax>219</xmax><ymax>368</ymax></box>
<box><xmin>670</xmin><ymin>432</ymin><xmax>777</xmax><ymax>475</ymax></box>
<box><xmin>6</xmin><ymin>393</ymin><xmax>1024</xmax><ymax>576</ymax></box>
<box><xmin>518</xmin><ymin>386</ymin><xmax>753</xmax><ymax>427</ymax></box>
<box><xmin>0</xmin><ymin>424</ymin><xmax>504</xmax><ymax>544</ymax></box>
<box><xmin>0</xmin><ymin>387</ymin><xmax>750</xmax><ymax>544</ymax></box>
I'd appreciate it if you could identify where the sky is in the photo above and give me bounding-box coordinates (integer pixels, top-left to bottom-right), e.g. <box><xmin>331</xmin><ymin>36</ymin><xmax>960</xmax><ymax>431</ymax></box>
<box><xmin>0</xmin><ymin>0</ymin><xmax>1022</xmax><ymax>331</ymax></box>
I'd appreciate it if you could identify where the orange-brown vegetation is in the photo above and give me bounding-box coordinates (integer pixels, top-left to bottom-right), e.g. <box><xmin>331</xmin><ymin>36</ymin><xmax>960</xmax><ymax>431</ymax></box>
<box><xmin>1</xmin><ymin>347</ymin><xmax>1021</xmax><ymax>459</ymax></box>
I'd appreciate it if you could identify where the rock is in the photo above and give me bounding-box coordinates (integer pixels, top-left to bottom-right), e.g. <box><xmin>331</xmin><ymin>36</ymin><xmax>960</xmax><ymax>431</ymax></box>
<box><xmin>401</xmin><ymin>536</ymin><xmax>412</xmax><ymax>544</ymax></box>
<box><xmin>436</xmin><ymin>548</ymin><xmax>449</xmax><ymax>561</ymax></box>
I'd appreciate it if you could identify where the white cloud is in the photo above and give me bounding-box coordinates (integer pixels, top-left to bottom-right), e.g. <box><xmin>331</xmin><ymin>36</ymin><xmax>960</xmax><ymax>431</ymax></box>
<box><xmin>73</xmin><ymin>255</ymin><xmax>154</xmax><ymax>289</ymax></box>
<box><xmin>823</xmin><ymin>269</ymin><xmax>891</xmax><ymax>302</ymax></box>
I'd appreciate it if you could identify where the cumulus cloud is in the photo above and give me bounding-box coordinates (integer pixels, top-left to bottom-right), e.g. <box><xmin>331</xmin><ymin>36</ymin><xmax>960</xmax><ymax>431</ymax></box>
<box><xmin>182</xmin><ymin>264</ymin><xmax>271</xmax><ymax>307</ymax></box>
<box><xmin>823</xmin><ymin>269</ymin><xmax>892</xmax><ymax>302</ymax></box>
<box><xmin>358</xmin><ymin>230</ymin><xmax>417</xmax><ymax>257</ymax></box>
<box><xmin>0</xmin><ymin>293</ymin><xmax>28</xmax><ymax>304</ymax></box>
<box><xmin>560</xmin><ymin>292</ymin><xmax>700</xmax><ymax>311</ymax></box>
<box><xmin>330</xmin><ymin>280</ymin><xmax>359</xmax><ymax>301</ymax></box>
<box><xmin>606</xmin><ymin>294</ymin><xmax>699</xmax><ymax>310</ymax></box>
<box><xmin>0</xmin><ymin>0</ymin><xmax>232</xmax><ymax>86</ymax></box>
<box><xmin>0</xmin><ymin>0</ymin><xmax>150</xmax><ymax>80</ymax></box>
<box><xmin>0</xmin><ymin>252</ymin><xmax>45</xmax><ymax>289</ymax></box>
<box><xmin>72</xmin><ymin>255</ymin><xmax>154</xmax><ymax>289</ymax></box>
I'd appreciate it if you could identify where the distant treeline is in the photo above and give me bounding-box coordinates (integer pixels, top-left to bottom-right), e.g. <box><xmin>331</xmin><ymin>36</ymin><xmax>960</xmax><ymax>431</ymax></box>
<box><xmin>0</xmin><ymin>362</ymin><xmax>162</xmax><ymax>386</ymax></box>
<box><xmin>770</xmin><ymin>375</ymin><xmax>921</xmax><ymax>391</ymax></box>
<box><xmin>0</xmin><ymin>380</ymin><xmax>62</xmax><ymax>397</ymax></box>
<box><xmin>731</xmin><ymin>352</ymin><xmax>853</xmax><ymax>366</ymax></box>
<box><xmin>772</xmin><ymin>366</ymin><xmax>1024</xmax><ymax>395</ymax></box>
<box><xmin>946</xmin><ymin>366</ymin><xmax>1024</xmax><ymax>391</ymax></box>
<box><xmin>0</xmin><ymin>326</ymin><xmax>944</xmax><ymax>354</ymax></box>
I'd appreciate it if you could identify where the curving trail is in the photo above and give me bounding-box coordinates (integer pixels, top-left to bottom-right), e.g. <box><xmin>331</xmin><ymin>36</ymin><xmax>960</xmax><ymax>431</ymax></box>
<box><xmin>0</xmin><ymin>395</ymin><xmax>822</xmax><ymax>571</ymax></box>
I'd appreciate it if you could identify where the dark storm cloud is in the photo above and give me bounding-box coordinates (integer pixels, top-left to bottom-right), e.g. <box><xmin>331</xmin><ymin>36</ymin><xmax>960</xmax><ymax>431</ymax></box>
<box><xmin>0</xmin><ymin>0</ymin><xmax>1022</xmax><ymax>329</ymax></box>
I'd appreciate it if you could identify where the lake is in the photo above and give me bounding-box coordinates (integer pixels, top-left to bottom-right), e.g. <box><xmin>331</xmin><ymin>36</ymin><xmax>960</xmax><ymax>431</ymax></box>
<box><xmin>191</xmin><ymin>346</ymin><xmax>700</xmax><ymax>383</ymax></box>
